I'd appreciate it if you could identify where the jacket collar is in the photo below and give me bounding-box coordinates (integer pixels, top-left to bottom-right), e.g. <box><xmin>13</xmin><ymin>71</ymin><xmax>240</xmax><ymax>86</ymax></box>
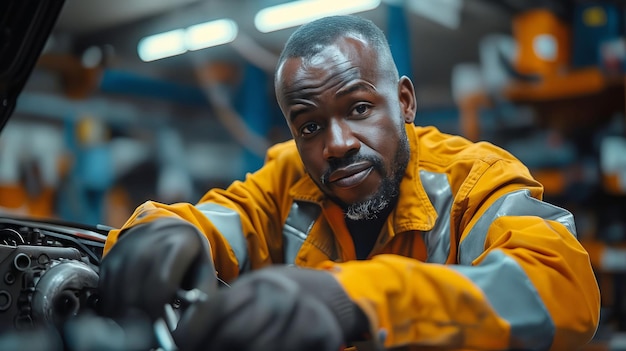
<box><xmin>393</xmin><ymin>123</ymin><xmax>438</xmax><ymax>232</ymax></box>
<box><xmin>289</xmin><ymin>123</ymin><xmax>437</xmax><ymax>234</ymax></box>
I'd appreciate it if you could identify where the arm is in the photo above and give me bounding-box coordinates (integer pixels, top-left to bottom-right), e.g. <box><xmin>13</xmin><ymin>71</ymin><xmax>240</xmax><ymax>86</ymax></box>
<box><xmin>104</xmin><ymin>140</ymin><xmax>302</xmax><ymax>282</ymax></box>
<box><xmin>162</xmin><ymin>210</ymin><xmax>598</xmax><ymax>351</ymax></box>
<box><xmin>320</xmin><ymin>159</ymin><xmax>600</xmax><ymax>350</ymax></box>
<box><xmin>322</xmin><ymin>223</ymin><xmax>599</xmax><ymax>350</ymax></box>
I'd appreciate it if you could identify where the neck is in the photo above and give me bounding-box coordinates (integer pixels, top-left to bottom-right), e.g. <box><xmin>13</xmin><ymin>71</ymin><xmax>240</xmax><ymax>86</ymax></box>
<box><xmin>345</xmin><ymin>200</ymin><xmax>395</xmax><ymax>259</ymax></box>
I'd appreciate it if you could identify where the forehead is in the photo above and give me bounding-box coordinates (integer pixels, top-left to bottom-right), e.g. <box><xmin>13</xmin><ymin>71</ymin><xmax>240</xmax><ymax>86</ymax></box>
<box><xmin>276</xmin><ymin>35</ymin><xmax>380</xmax><ymax>92</ymax></box>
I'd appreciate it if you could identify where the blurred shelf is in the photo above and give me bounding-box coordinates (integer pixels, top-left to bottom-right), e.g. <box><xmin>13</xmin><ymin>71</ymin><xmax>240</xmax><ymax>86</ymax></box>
<box><xmin>504</xmin><ymin>70</ymin><xmax>625</xmax><ymax>136</ymax></box>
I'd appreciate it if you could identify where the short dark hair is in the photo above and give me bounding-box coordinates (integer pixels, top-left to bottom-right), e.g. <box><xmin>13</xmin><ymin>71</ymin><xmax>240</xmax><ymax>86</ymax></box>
<box><xmin>277</xmin><ymin>15</ymin><xmax>397</xmax><ymax>78</ymax></box>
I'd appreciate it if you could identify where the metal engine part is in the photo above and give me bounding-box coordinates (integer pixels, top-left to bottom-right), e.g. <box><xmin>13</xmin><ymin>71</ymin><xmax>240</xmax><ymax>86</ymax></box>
<box><xmin>0</xmin><ymin>217</ymin><xmax>107</xmax><ymax>332</ymax></box>
<box><xmin>31</xmin><ymin>259</ymin><xmax>100</xmax><ymax>327</ymax></box>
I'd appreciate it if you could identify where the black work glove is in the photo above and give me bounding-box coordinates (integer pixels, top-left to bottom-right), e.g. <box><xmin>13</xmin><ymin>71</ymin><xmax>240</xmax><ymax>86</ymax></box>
<box><xmin>98</xmin><ymin>218</ymin><xmax>217</xmax><ymax>321</ymax></box>
<box><xmin>172</xmin><ymin>266</ymin><xmax>373</xmax><ymax>351</ymax></box>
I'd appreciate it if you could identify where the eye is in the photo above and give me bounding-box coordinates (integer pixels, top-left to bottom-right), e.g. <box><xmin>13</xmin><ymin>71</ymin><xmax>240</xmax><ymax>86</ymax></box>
<box><xmin>300</xmin><ymin>122</ymin><xmax>321</xmax><ymax>136</ymax></box>
<box><xmin>350</xmin><ymin>103</ymin><xmax>371</xmax><ymax>117</ymax></box>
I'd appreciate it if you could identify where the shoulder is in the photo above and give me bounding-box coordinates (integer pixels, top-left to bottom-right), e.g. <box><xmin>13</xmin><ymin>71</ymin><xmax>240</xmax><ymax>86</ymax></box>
<box><xmin>265</xmin><ymin>139</ymin><xmax>299</xmax><ymax>163</ymax></box>
<box><xmin>261</xmin><ymin>139</ymin><xmax>308</xmax><ymax>181</ymax></box>
<box><xmin>414</xmin><ymin>125</ymin><xmax>522</xmax><ymax>167</ymax></box>
<box><xmin>412</xmin><ymin>125</ymin><xmax>538</xmax><ymax>193</ymax></box>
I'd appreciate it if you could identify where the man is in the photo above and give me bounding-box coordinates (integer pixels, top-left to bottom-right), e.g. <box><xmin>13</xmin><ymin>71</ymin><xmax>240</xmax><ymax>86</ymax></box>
<box><xmin>99</xmin><ymin>15</ymin><xmax>600</xmax><ymax>351</ymax></box>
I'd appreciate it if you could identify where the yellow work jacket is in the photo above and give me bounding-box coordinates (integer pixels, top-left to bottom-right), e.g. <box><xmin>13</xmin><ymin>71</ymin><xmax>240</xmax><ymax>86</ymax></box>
<box><xmin>105</xmin><ymin>125</ymin><xmax>600</xmax><ymax>351</ymax></box>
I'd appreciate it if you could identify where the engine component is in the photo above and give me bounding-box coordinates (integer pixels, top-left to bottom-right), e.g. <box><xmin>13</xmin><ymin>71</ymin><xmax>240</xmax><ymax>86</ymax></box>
<box><xmin>31</xmin><ymin>259</ymin><xmax>99</xmax><ymax>327</ymax></box>
<box><xmin>0</xmin><ymin>245</ymin><xmax>99</xmax><ymax>330</ymax></box>
<box><xmin>0</xmin><ymin>217</ymin><xmax>107</xmax><ymax>332</ymax></box>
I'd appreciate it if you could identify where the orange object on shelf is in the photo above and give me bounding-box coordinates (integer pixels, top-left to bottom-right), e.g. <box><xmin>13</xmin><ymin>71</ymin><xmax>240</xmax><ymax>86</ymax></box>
<box><xmin>458</xmin><ymin>91</ymin><xmax>490</xmax><ymax>142</ymax></box>
<box><xmin>504</xmin><ymin>8</ymin><xmax>613</xmax><ymax>102</ymax></box>
<box><xmin>512</xmin><ymin>9</ymin><xmax>571</xmax><ymax>78</ymax></box>
<box><xmin>0</xmin><ymin>184</ymin><xmax>55</xmax><ymax>218</ymax></box>
<box><xmin>504</xmin><ymin>67</ymin><xmax>607</xmax><ymax>101</ymax></box>
<box><xmin>603</xmin><ymin>173</ymin><xmax>626</xmax><ymax>195</ymax></box>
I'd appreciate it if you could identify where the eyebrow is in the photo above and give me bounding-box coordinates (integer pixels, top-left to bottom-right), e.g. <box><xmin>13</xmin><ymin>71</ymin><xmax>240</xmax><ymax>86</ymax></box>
<box><xmin>286</xmin><ymin>81</ymin><xmax>376</xmax><ymax>122</ymax></box>
<box><xmin>287</xmin><ymin>99</ymin><xmax>314</xmax><ymax>122</ymax></box>
<box><xmin>288</xmin><ymin>107</ymin><xmax>306</xmax><ymax>122</ymax></box>
<box><xmin>335</xmin><ymin>81</ymin><xmax>376</xmax><ymax>98</ymax></box>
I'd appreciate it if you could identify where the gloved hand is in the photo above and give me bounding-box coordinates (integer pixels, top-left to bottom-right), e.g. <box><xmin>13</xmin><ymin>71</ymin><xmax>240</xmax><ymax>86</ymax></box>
<box><xmin>172</xmin><ymin>266</ymin><xmax>373</xmax><ymax>351</ymax></box>
<box><xmin>98</xmin><ymin>218</ymin><xmax>217</xmax><ymax>321</ymax></box>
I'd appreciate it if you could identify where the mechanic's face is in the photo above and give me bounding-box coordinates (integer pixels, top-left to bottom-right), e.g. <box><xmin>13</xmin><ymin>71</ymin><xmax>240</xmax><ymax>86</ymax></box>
<box><xmin>276</xmin><ymin>35</ymin><xmax>417</xmax><ymax>219</ymax></box>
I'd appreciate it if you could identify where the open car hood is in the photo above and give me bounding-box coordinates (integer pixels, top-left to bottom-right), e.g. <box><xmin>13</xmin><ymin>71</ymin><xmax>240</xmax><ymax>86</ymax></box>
<box><xmin>0</xmin><ymin>0</ymin><xmax>65</xmax><ymax>132</ymax></box>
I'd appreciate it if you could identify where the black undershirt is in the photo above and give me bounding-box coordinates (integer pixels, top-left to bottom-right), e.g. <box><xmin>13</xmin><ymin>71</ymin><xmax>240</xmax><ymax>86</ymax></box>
<box><xmin>345</xmin><ymin>204</ymin><xmax>395</xmax><ymax>260</ymax></box>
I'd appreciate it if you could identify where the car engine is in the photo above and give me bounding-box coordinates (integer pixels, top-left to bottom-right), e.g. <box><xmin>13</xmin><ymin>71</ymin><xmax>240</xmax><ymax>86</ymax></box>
<box><xmin>0</xmin><ymin>217</ymin><xmax>106</xmax><ymax>332</ymax></box>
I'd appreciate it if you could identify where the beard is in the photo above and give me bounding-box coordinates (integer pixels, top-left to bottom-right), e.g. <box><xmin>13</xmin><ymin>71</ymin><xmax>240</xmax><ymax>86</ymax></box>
<box><xmin>320</xmin><ymin>132</ymin><xmax>411</xmax><ymax>221</ymax></box>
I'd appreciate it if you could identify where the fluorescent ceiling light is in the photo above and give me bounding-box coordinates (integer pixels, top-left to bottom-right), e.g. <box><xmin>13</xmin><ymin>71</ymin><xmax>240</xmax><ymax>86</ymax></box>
<box><xmin>138</xmin><ymin>19</ymin><xmax>238</xmax><ymax>62</ymax></box>
<box><xmin>138</xmin><ymin>29</ymin><xmax>186</xmax><ymax>62</ymax></box>
<box><xmin>255</xmin><ymin>0</ymin><xmax>381</xmax><ymax>33</ymax></box>
<box><xmin>186</xmin><ymin>19</ymin><xmax>238</xmax><ymax>51</ymax></box>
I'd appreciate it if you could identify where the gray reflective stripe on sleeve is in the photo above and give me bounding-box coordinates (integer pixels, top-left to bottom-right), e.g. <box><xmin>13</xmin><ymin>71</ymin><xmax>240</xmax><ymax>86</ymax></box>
<box><xmin>450</xmin><ymin>250</ymin><xmax>554</xmax><ymax>350</ymax></box>
<box><xmin>419</xmin><ymin>170</ymin><xmax>453</xmax><ymax>264</ymax></box>
<box><xmin>459</xmin><ymin>189</ymin><xmax>577</xmax><ymax>265</ymax></box>
<box><xmin>196</xmin><ymin>203</ymin><xmax>250</xmax><ymax>272</ymax></box>
<box><xmin>283</xmin><ymin>201</ymin><xmax>321</xmax><ymax>264</ymax></box>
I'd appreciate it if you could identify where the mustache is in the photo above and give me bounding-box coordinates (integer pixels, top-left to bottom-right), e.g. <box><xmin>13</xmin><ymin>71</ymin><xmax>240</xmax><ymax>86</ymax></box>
<box><xmin>321</xmin><ymin>154</ymin><xmax>384</xmax><ymax>185</ymax></box>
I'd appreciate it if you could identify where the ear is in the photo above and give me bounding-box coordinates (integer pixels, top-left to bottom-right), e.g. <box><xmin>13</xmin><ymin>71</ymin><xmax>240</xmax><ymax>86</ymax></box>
<box><xmin>398</xmin><ymin>76</ymin><xmax>417</xmax><ymax>124</ymax></box>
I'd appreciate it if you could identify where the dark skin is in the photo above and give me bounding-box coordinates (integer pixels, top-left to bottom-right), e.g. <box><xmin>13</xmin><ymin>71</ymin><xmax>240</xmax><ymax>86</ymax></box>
<box><xmin>275</xmin><ymin>34</ymin><xmax>418</xmax><ymax>219</ymax></box>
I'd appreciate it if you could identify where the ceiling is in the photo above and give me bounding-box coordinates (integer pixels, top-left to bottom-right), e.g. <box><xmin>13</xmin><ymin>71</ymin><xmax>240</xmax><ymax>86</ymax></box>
<box><xmin>44</xmin><ymin>0</ymin><xmax>539</xmax><ymax>109</ymax></box>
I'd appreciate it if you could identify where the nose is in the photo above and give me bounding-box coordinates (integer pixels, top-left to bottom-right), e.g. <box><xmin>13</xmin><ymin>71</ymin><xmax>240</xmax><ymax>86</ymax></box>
<box><xmin>323</xmin><ymin>118</ymin><xmax>359</xmax><ymax>160</ymax></box>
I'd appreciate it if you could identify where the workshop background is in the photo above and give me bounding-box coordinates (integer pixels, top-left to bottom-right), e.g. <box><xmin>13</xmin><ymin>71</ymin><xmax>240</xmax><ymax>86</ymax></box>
<box><xmin>1</xmin><ymin>0</ymin><xmax>625</xmax><ymax>348</ymax></box>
